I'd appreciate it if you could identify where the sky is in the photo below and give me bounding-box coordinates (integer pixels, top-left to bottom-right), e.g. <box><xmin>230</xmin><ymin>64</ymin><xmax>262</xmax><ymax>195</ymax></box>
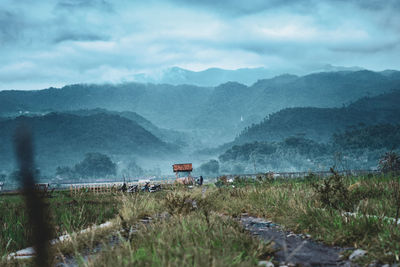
<box><xmin>0</xmin><ymin>0</ymin><xmax>399</xmax><ymax>90</ymax></box>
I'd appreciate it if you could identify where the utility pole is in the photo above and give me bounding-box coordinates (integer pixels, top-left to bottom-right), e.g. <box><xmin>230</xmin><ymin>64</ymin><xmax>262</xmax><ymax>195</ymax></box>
<box><xmin>250</xmin><ymin>151</ymin><xmax>257</xmax><ymax>173</ymax></box>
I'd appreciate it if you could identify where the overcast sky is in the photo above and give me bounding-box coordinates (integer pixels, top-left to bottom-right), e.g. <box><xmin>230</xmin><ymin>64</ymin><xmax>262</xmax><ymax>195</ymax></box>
<box><xmin>0</xmin><ymin>0</ymin><xmax>399</xmax><ymax>90</ymax></box>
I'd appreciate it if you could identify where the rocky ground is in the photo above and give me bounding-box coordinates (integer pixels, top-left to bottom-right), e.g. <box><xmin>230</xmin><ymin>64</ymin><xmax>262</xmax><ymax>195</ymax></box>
<box><xmin>240</xmin><ymin>215</ymin><xmax>357</xmax><ymax>267</ymax></box>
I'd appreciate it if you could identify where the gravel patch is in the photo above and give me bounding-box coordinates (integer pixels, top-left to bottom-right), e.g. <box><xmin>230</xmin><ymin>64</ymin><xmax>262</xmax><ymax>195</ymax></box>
<box><xmin>240</xmin><ymin>215</ymin><xmax>356</xmax><ymax>267</ymax></box>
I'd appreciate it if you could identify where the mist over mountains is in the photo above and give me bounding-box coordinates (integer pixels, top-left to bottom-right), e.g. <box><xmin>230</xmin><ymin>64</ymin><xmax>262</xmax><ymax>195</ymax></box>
<box><xmin>133</xmin><ymin>67</ymin><xmax>273</xmax><ymax>87</ymax></box>
<box><xmin>132</xmin><ymin>65</ymin><xmax>367</xmax><ymax>87</ymax></box>
<box><xmin>0</xmin><ymin>68</ymin><xmax>399</xmax><ymax>177</ymax></box>
<box><xmin>0</xmin><ymin>113</ymin><xmax>175</xmax><ymax>174</ymax></box>
<box><xmin>213</xmin><ymin>90</ymin><xmax>400</xmax><ymax>173</ymax></box>
<box><xmin>63</xmin><ymin>109</ymin><xmax>188</xmax><ymax>147</ymax></box>
<box><xmin>235</xmin><ymin>90</ymin><xmax>400</xmax><ymax>144</ymax></box>
<box><xmin>1</xmin><ymin>69</ymin><xmax>399</xmax><ymax>144</ymax></box>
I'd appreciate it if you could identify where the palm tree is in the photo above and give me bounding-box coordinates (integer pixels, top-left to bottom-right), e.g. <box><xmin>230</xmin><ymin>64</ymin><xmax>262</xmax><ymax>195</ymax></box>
<box><xmin>379</xmin><ymin>151</ymin><xmax>400</xmax><ymax>173</ymax></box>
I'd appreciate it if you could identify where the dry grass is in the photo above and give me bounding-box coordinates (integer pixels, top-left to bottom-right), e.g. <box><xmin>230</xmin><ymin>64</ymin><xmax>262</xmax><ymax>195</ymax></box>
<box><xmin>89</xmin><ymin>210</ymin><xmax>274</xmax><ymax>266</ymax></box>
<box><xmin>0</xmin><ymin>191</ymin><xmax>121</xmax><ymax>258</ymax></box>
<box><xmin>2</xmin><ymin>175</ymin><xmax>400</xmax><ymax>266</ymax></box>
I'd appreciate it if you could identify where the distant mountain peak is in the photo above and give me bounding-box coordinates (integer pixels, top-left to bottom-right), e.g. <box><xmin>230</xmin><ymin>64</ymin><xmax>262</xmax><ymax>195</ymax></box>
<box><xmin>317</xmin><ymin>64</ymin><xmax>365</xmax><ymax>72</ymax></box>
<box><xmin>132</xmin><ymin>65</ymin><xmax>372</xmax><ymax>88</ymax></box>
<box><xmin>133</xmin><ymin>66</ymin><xmax>272</xmax><ymax>87</ymax></box>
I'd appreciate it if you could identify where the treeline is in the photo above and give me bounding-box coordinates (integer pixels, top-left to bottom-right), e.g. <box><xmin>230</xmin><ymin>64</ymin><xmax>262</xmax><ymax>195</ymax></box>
<box><xmin>236</xmin><ymin>90</ymin><xmax>400</xmax><ymax>144</ymax></box>
<box><xmin>56</xmin><ymin>153</ymin><xmax>116</xmax><ymax>180</ymax></box>
<box><xmin>215</xmin><ymin>124</ymin><xmax>400</xmax><ymax>173</ymax></box>
<box><xmin>332</xmin><ymin>124</ymin><xmax>400</xmax><ymax>151</ymax></box>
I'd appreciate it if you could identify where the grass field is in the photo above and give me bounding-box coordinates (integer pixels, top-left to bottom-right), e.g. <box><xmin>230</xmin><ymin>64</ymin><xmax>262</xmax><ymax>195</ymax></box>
<box><xmin>0</xmin><ymin>191</ymin><xmax>121</xmax><ymax>257</ymax></box>
<box><xmin>1</xmin><ymin>173</ymin><xmax>400</xmax><ymax>266</ymax></box>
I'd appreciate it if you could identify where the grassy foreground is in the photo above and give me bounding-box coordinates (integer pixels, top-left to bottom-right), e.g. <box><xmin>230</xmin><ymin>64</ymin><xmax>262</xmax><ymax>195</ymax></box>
<box><xmin>1</xmin><ymin>174</ymin><xmax>400</xmax><ymax>266</ymax></box>
<box><xmin>209</xmin><ymin>174</ymin><xmax>400</xmax><ymax>264</ymax></box>
<box><xmin>0</xmin><ymin>191</ymin><xmax>121</xmax><ymax>256</ymax></box>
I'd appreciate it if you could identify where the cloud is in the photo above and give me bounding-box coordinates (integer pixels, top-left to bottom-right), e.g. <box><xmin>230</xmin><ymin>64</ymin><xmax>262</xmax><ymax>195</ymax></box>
<box><xmin>56</xmin><ymin>0</ymin><xmax>113</xmax><ymax>11</ymax></box>
<box><xmin>166</xmin><ymin>0</ymin><xmax>314</xmax><ymax>16</ymax></box>
<box><xmin>167</xmin><ymin>0</ymin><xmax>400</xmax><ymax>16</ymax></box>
<box><xmin>53</xmin><ymin>33</ymin><xmax>109</xmax><ymax>43</ymax></box>
<box><xmin>0</xmin><ymin>0</ymin><xmax>399</xmax><ymax>90</ymax></box>
<box><xmin>0</xmin><ymin>9</ymin><xmax>26</xmax><ymax>45</ymax></box>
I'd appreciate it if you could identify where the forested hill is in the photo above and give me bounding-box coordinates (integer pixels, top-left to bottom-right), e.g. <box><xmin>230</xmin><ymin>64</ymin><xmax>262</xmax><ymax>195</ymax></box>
<box><xmin>0</xmin><ymin>113</ymin><xmax>175</xmax><ymax>172</ymax></box>
<box><xmin>235</xmin><ymin>90</ymin><xmax>400</xmax><ymax>144</ymax></box>
<box><xmin>217</xmin><ymin>123</ymin><xmax>400</xmax><ymax>173</ymax></box>
<box><xmin>191</xmin><ymin>70</ymin><xmax>400</xmax><ymax>133</ymax></box>
<box><xmin>63</xmin><ymin>108</ymin><xmax>187</xmax><ymax>146</ymax></box>
<box><xmin>0</xmin><ymin>83</ymin><xmax>213</xmax><ymax>130</ymax></box>
<box><xmin>332</xmin><ymin>124</ymin><xmax>400</xmax><ymax>151</ymax></box>
<box><xmin>1</xmin><ymin>70</ymin><xmax>399</xmax><ymax>143</ymax></box>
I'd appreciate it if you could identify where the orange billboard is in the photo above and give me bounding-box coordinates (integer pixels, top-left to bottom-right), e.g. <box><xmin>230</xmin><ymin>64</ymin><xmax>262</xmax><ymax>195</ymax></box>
<box><xmin>173</xmin><ymin>163</ymin><xmax>193</xmax><ymax>172</ymax></box>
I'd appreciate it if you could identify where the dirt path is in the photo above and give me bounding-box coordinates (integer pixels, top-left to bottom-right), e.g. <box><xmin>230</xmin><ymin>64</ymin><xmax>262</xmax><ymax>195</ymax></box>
<box><xmin>240</xmin><ymin>216</ymin><xmax>355</xmax><ymax>267</ymax></box>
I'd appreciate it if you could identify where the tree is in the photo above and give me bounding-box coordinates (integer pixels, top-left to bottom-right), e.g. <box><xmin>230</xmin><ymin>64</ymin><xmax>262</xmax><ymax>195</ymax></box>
<box><xmin>74</xmin><ymin>153</ymin><xmax>116</xmax><ymax>178</ymax></box>
<box><xmin>199</xmin><ymin>160</ymin><xmax>220</xmax><ymax>175</ymax></box>
<box><xmin>379</xmin><ymin>151</ymin><xmax>400</xmax><ymax>174</ymax></box>
<box><xmin>122</xmin><ymin>161</ymin><xmax>144</xmax><ymax>177</ymax></box>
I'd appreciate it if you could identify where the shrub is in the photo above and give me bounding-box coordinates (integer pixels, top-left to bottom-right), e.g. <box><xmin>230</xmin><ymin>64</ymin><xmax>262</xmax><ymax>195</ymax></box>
<box><xmin>379</xmin><ymin>151</ymin><xmax>400</xmax><ymax>174</ymax></box>
<box><xmin>311</xmin><ymin>168</ymin><xmax>351</xmax><ymax>210</ymax></box>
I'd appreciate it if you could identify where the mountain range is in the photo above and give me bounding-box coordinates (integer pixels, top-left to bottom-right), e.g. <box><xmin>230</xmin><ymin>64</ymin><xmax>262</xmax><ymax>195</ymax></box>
<box><xmin>132</xmin><ymin>65</ymin><xmax>366</xmax><ymax>87</ymax></box>
<box><xmin>1</xmin><ymin>68</ymin><xmax>400</xmax><ymax>175</ymax></box>
<box><xmin>133</xmin><ymin>67</ymin><xmax>273</xmax><ymax>87</ymax></box>
<box><xmin>234</xmin><ymin>89</ymin><xmax>400</xmax><ymax>144</ymax></box>
<box><xmin>1</xmin><ymin>70</ymin><xmax>399</xmax><ymax>145</ymax></box>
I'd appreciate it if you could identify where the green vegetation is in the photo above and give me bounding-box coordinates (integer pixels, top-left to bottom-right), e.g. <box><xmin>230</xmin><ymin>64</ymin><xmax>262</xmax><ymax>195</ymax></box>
<box><xmin>379</xmin><ymin>151</ymin><xmax>400</xmax><ymax>174</ymax></box>
<box><xmin>211</xmin><ymin>90</ymin><xmax>400</xmax><ymax>174</ymax></box>
<box><xmin>218</xmin><ymin>124</ymin><xmax>400</xmax><ymax>172</ymax></box>
<box><xmin>0</xmin><ymin>112</ymin><xmax>174</xmax><ymax>175</ymax></box>
<box><xmin>333</xmin><ymin>124</ymin><xmax>400</xmax><ymax>151</ymax></box>
<box><xmin>0</xmin><ymin>191</ymin><xmax>120</xmax><ymax>257</ymax></box>
<box><xmin>198</xmin><ymin>159</ymin><xmax>220</xmax><ymax>176</ymax></box>
<box><xmin>219</xmin><ymin>138</ymin><xmax>327</xmax><ymax>172</ymax></box>
<box><xmin>65</xmin><ymin>108</ymin><xmax>188</xmax><ymax>146</ymax></box>
<box><xmin>56</xmin><ymin>153</ymin><xmax>117</xmax><ymax>180</ymax></box>
<box><xmin>92</xmin><ymin>213</ymin><xmax>273</xmax><ymax>267</ymax></box>
<box><xmin>2</xmin><ymin>173</ymin><xmax>400</xmax><ymax>266</ymax></box>
<box><xmin>236</xmin><ymin>90</ymin><xmax>400</xmax><ymax>145</ymax></box>
<box><xmin>1</xmin><ymin>70</ymin><xmax>400</xmax><ymax>146</ymax></box>
<box><xmin>210</xmin><ymin>174</ymin><xmax>400</xmax><ymax>265</ymax></box>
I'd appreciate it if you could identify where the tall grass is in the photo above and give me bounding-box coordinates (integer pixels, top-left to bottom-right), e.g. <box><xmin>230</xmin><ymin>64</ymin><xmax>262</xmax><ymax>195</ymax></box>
<box><xmin>90</xmin><ymin>208</ymin><xmax>274</xmax><ymax>266</ymax></box>
<box><xmin>204</xmin><ymin>174</ymin><xmax>400</xmax><ymax>264</ymax></box>
<box><xmin>2</xmin><ymin>174</ymin><xmax>400</xmax><ymax>265</ymax></box>
<box><xmin>0</xmin><ymin>191</ymin><xmax>121</xmax><ymax>256</ymax></box>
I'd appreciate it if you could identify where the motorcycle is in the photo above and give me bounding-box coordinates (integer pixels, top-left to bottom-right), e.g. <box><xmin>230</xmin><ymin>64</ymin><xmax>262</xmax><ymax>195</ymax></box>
<box><xmin>119</xmin><ymin>183</ymin><xmax>128</xmax><ymax>192</ymax></box>
<box><xmin>127</xmin><ymin>184</ymin><xmax>138</xmax><ymax>193</ymax></box>
<box><xmin>141</xmin><ymin>182</ymin><xmax>151</xmax><ymax>192</ymax></box>
<box><xmin>119</xmin><ymin>183</ymin><xmax>139</xmax><ymax>193</ymax></box>
<box><xmin>141</xmin><ymin>182</ymin><xmax>161</xmax><ymax>193</ymax></box>
<box><xmin>149</xmin><ymin>184</ymin><xmax>161</xmax><ymax>192</ymax></box>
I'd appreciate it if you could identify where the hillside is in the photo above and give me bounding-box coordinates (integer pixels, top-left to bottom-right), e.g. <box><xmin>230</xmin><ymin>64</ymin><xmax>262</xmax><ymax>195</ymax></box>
<box><xmin>332</xmin><ymin>124</ymin><xmax>400</xmax><ymax>151</ymax></box>
<box><xmin>63</xmin><ymin>108</ymin><xmax>188</xmax><ymax>146</ymax></box>
<box><xmin>0</xmin><ymin>83</ymin><xmax>212</xmax><ymax>130</ymax></box>
<box><xmin>0</xmin><ymin>70</ymin><xmax>399</xmax><ymax>144</ymax></box>
<box><xmin>217</xmin><ymin>122</ymin><xmax>400</xmax><ymax>173</ymax></box>
<box><xmin>235</xmin><ymin>90</ymin><xmax>400</xmax><ymax>144</ymax></box>
<box><xmin>0</xmin><ymin>113</ymin><xmax>175</xmax><ymax>173</ymax></box>
<box><xmin>218</xmin><ymin>138</ymin><xmax>330</xmax><ymax>173</ymax></box>
<box><xmin>192</xmin><ymin>70</ymin><xmax>400</xmax><ymax>136</ymax></box>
